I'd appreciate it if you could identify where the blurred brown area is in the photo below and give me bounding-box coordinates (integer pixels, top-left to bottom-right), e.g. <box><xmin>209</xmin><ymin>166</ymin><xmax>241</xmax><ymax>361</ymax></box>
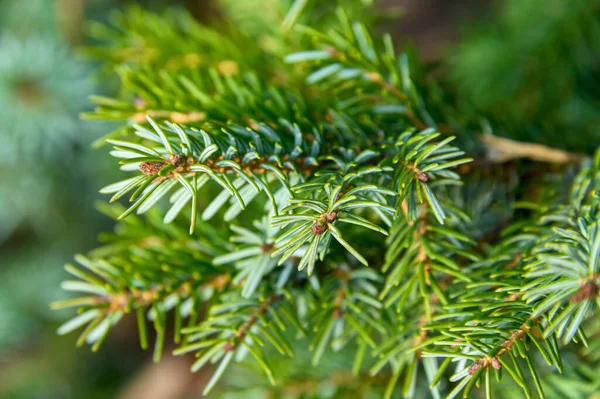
<box><xmin>118</xmin><ymin>354</ymin><xmax>208</xmax><ymax>399</ymax></box>
<box><xmin>380</xmin><ymin>0</ymin><xmax>492</xmax><ymax>60</ymax></box>
<box><xmin>55</xmin><ymin>0</ymin><xmax>85</xmax><ymax>43</ymax></box>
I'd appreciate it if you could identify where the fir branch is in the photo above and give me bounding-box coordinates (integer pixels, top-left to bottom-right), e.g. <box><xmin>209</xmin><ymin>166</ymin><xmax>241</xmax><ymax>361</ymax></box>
<box><xmin>223</xmin><ymin>292</ymin><xmax>279</xmax><ymax>352</ymax></box>
<box><xmin>466</xmin><ymin>317</ymin><xmax>540</xmax><ymax>376</ymax></box>
<box><xmin>52</xmin><ymin>2</ymin><xmax>600</xmax><ymax>398</ymax></box>
<box><xmin>422</xmin><ymin>152</ymin><xmax>600</xmax><ymax>397</ymax></box>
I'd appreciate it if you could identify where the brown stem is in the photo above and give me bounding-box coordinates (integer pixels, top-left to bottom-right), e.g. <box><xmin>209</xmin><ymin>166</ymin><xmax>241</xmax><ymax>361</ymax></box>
<box><xmin>411</xmin><ymin>204</ymin><xmax>435</xmax><ymax>353</ymax></box>
<box><xmin>481</xmin><ymin>134</ymin><xmax>583</xmax><ymax>164</ymax></box>
<box><xmin>224</xmin><ymin>293</ymin><xmax>278</xmax><ymax>352</ymax></box>
<box><xmin>139</xmin><ymin>152</ymin><xmax>318</xmax><ymax>182</ymax></box>
<box><xmin>365</xmin><ymin>72</ymin><xmax>428</xmax><ymax>130</ymax></box>
<box><xmin>131</xmin><ymin>110</ymin><xmax>207</xmax><ymax>124</ymax></box>
<box><xmin>330</xmin><ymin>269</ymin><xmax>351</xmax><ymax>319</ymax></box>
<box><xmin>101</xmin><ymin>274</ymin><xmax>230</xmax><ymax>313</ymax></box>
<box><xmin>332</xmin><ymin>286</ymin><xmax>346</xmax><ymax>320</ymax></box>
<box><xmin>570</xmin><ymin>276</ymin><xmax>600</xmax><ymax>303</ymax></box>
<box><xmin>468</xmin><ymin>318</ymin><xmax>539</xmax><ymax>375</ymax></box>
<box><xmin>470</xmin><ymin>273</ymin><xmax>600</xmax><ymax>374</ymax></box>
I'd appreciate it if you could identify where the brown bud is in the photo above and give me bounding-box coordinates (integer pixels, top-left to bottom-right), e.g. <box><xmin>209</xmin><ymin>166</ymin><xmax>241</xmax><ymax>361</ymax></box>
<box><xmin>417</xmin><ymin>172</ymin><xmax>429</xmax><ymax>183</ymax></box>
<box><xmin>312</xmin><ymin>222</ymin><xmax>328</xmax><ymax>236</ymax></box>
<box><xmin>210</xmin><ymin>274</ymin><xmax>230</xmax><ymax>289</ymax></box>
<box><xmin>170</xmin><ymin>154</ymin><xmax>185</xmax><ymax>168</ymax></box>
<box><xmin>223</xmin><ymin>341</ymin><xmax>235</xmax><ymax>352</ymax></box>
<box><xmin>468</xmin><ymin>361</ymin><xmax>482</xmax><ymax>375</ymax></box>
<box><xmin>260</xmin><ymin>242</ymin><xmax>274</xmax><ymax>253</ymax></box>
<box><xmin>139</xmin><ymin>161</ymin><xmax>165</xmax><ymax>176</ymax></box>
<box><xmin>490</xmin><ymin>358</ymin><xmax>501</xmax><ymax>370</ymax></box>
<box><xmin>325</xmin><ymin>211</ymin><xmax>337</xmax><ymax>223</ymax></box>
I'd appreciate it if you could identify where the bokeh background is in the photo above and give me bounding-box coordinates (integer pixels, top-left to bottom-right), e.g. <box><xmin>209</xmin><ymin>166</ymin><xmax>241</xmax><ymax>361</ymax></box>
<box><xmin>0</xmin><ymin>0</ymin><xmax>597</xmax><ymax>398</ymax></box>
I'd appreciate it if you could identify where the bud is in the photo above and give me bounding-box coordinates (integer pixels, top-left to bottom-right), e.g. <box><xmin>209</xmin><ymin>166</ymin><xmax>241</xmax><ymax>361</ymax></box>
<box><xmin>170</xmin><ymin>154</ymin><xmax>185</xmax><ymax>168</ymax></box>
<box><xmin>468</xmin><ymin>361</ymin><xmax>482</xmax><ymax>375</ymax></box>
<box><xmin>325</xmin><ymin>47</ymin><xmax>338</xmax><ymax>57</ymax></box>
<box><xmin>491</xmin><ymin>358</ymin><xmax>501</xmax><ymax>370</ymax></box>
<box><xmin>134</xmin><ymin>97</ymin><xmax>146</xmax><ymax>109</ymax></box>
<box><xmin>312</xmin><ymin>222</ymin><xmax>328</xmax><ymax>235</ymax></box>
<box><xmin>325</xmin><ymin>211</ymin><xmax>337</xmax><ymax>223</ymax></box>
<box><xmin>139</xmin><ymin>161</ymin><xmax>165</xmax><ymax>176</ymax></box>
<box><xmin>417</xmin><ymin>171</ymin><xmax>429</xmax><ymax>183</ymax></box>
<box><xmin>260</xmin><ymin>242</ymin><xmax>274</xmax><ymax>253</ymax></box>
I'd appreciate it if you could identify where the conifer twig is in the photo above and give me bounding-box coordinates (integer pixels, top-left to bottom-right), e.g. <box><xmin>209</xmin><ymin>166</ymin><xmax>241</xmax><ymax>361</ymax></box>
<box><xmin>481</xmin><ymin>134</ymin><xmax>583</xmax><ymax>164</ymax></box>
<box><xmin>223</xmin><ymin>293</ymin><xmax>279</xmax><ymax>352</ymax></box>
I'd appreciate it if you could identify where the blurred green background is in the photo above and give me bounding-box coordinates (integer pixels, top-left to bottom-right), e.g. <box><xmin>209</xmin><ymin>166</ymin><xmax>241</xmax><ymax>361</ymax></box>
<box><xmin>0</xmin><ymin>0</ymin><xmax>597</xmax><ymax>398</ymax></box>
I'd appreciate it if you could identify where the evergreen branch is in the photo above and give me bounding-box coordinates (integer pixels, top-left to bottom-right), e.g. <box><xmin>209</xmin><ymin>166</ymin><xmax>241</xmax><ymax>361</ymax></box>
<box><xmin>312</xmin><ymin>268</ymin><xmax>389</xmax><ymax>346</ymax></box>
<box><xmin>84</xmin><ymin>6</ymin><xmax>267</xmax><ymax>73</ymax></box>
<box><xmin>272</xmin><ymin>180</ymin><xmax>396</xmax><ymax>272</ymax></box>
<box><xmin>101</xmin><ymin>116</ymin><xmax>325</xmax><ymax>229</ymax></box>
<box><xmin>374</xmin><ymin>194</ymin><xmax>477</xmax><ymax>398</ymax></box>
<box><xmin>287</xmin><ymin>14</ymin><xmax>435</xmax><ymax>131</ymax></box>
<box><xmin>421</xmin><ymin>152</ymin><xmax>600</xmax><ymax>397</ymax></box>
<box><xmin>391</xmin><ymin>129</ymin><xmax>472</xmax><ymax>224</ymax></box>
<box><xmin>51</xmin><ymin>207</ymin><xmax>230</xmax><ymax>356</ymax></box>
<box><xmin>176</xmin><ymin>287</ymin><xmax>303</xmax><ymax>395</ymax></box>
<box><xmin>222</xmin><ymin>292</ymin><xmax>279</xmax><ymax>353</ymax></box>
<box><xmin>52</xmin><ymin>2</ymin><xmax>600</xmax><ymax>397</ymax></box>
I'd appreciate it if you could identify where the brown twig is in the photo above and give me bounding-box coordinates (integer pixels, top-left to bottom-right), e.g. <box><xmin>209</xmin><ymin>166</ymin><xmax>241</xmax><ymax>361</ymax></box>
<box><xmin>570</xmin><ymin>276</ymin><xmax>600</xmax><ymax>303</ymax></box>
<box><xmin>365</xmin><ymin>72</ymin><xmax>429</xmax><ymax>130</ymax></box>
<box><xmin>331</xmin><ymin>269</ymin><xmax>351</xmax><ymax>320</ymax></box>
<box><xmin>224</xmin><ymin>293</ymin><xmax>278</xmax><ymax>352</ymax></box>
<box><xmin>332</xmin><ymin>287</ymin><xmax>346</xmax><ymax>320</ymax></box>
<box><xmin>131</xmin><ymin>110</ymin><xmax>207</xmax><ymax>125</ymax></box>
<box><xmin>481</xmin><ymin>134</ymin><xmax>583</xmax><ymax>164</ymax></box>
<box><xmin>101</xmin><ymin>274</ymin><xmax>230</xmax><ymax>313</ymax></box>
<box><xmin>468</xmin><ymin>318</ymin><xmax>539</xmax><ymax>375</ymax></box>
<box><xmin>139</xmin><ymin>152</ymin><xmax>318</xmax><ymax>183</ymax></box>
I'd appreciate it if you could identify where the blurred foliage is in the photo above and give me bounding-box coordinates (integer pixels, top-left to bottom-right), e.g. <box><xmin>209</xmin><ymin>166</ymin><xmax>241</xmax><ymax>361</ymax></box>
<box><xmin>0</xmin><ymin>0</ymin><xmax>57</xmax><ymax>36</ymax></box>
<box><xmin>446</xmin><ymin>0</ymin><xmax>600</xmax><ymax>152</ymax></box>
<box><xmin>217</xmin><ymin>338</ymin><xmax>387</xmax><ymax>399</ymax></box>
<box><xmin>0</xmin><ymin>0</ymin><xmax>128</xmax><ymax>398</ymax></box>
